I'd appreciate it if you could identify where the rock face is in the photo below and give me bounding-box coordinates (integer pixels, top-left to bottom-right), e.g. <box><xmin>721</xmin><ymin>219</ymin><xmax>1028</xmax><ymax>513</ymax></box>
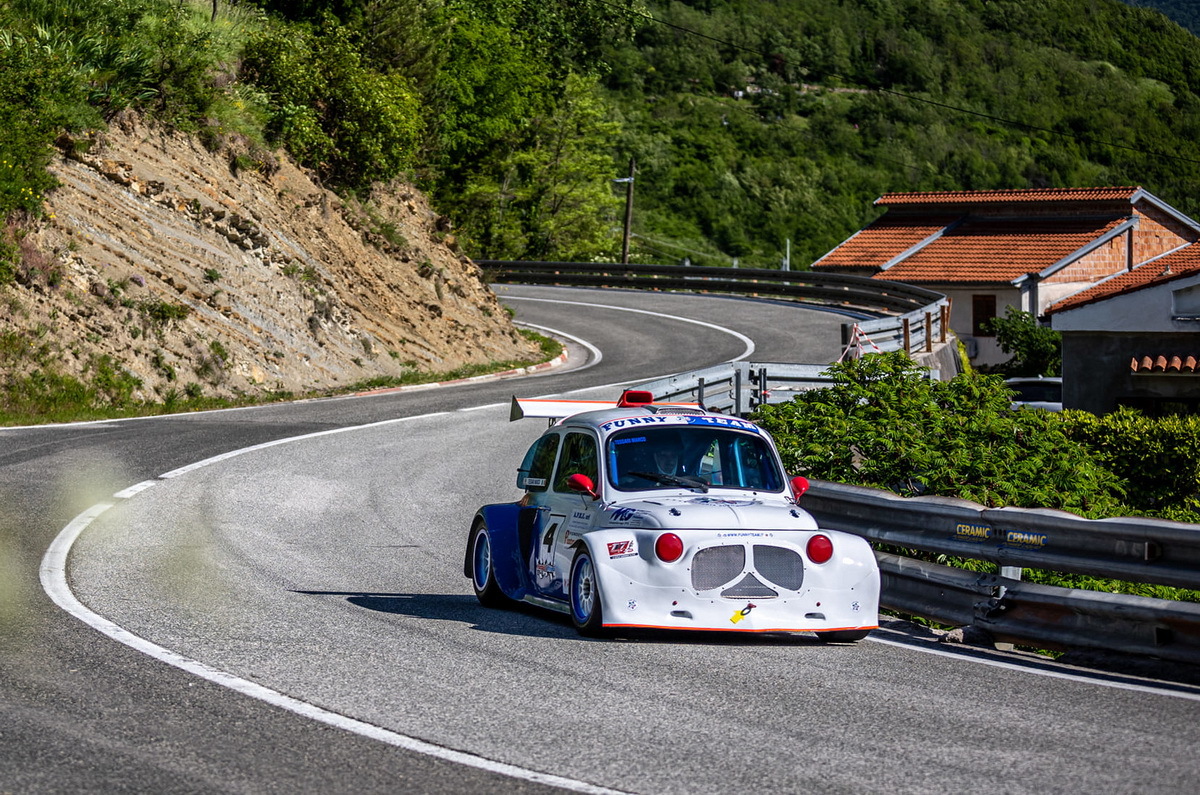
<box><xmin>2</xmin><ymin>113</ymin><xmax>536</xmax><ymax>401</ymax></box>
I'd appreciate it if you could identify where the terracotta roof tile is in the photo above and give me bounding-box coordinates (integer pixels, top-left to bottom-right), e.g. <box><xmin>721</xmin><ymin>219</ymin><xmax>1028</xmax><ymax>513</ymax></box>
<box><xmin>1131</xmin><ymin>354</ymin><xmax>1200</xmax><ymax>373</ymax></box>
<box><xmin>877</xmin><ymin>186</ymin><xmax>1142</xmax><ymax>206</ymax></box>
<box><xmin>1050</xmin><ymin>244</ymin><xmax>1200</xmax><ymax>313</ymax></box>
<box><xmin>812</xmin><ymin>214</ymin><xmax>960</xmax><ymax>271</ymax></box>
<box><xmin>880</xmin><ymin>216</ymin><xmax>1128</xmax><ymax>283</ymax></box>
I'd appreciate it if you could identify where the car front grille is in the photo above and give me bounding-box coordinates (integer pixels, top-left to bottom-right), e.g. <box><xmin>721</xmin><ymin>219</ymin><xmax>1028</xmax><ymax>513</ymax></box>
<box><xmin>690</xmin><ymin>543</ymin><xmax>805</xmax><ymax>596</ymax></box>
<box><xmin>691</xmin><ymin>545</ymin><xmax>745</xmax><ymax>590</ymax></box>
<box><xmin>753</xmin><ymin>545</ymin><xmax>804</xmax><ymax>590</ymax></box>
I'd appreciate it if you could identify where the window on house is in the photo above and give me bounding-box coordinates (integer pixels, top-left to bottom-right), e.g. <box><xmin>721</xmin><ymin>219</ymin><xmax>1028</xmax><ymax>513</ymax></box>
<box><xmin>1172</xmin><ymin>285</ymin><xmax>1200</xmax><ymax>319</ymax></box>
<box><xmin>972</xmin><ymin>295</ymin><xmax>997</xmax><ymax>337</ymax></box>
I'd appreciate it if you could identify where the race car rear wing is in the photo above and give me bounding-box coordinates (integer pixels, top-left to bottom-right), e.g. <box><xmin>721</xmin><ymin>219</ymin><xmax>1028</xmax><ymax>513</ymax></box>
<box><xmin>509</xmin><ymin>390</ymin><xmax>701</xmax><ymax>422</ymax></box>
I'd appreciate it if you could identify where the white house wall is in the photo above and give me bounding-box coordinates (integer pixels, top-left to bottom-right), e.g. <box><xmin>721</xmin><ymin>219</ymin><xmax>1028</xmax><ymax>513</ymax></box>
<box><xmin>1051</xmin><ymin>273</ymin><xmax>1200</xmax><ymax>333</ymax></box>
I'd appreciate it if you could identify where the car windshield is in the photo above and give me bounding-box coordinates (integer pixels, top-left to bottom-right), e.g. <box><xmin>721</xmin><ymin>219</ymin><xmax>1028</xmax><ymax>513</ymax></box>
<box><xmin>1009</xmin><ymin>382</ymin><xmax>1062</xmax><ymax>403</ymax></box>
<box><xmin>607</xmin><ymin>425</ymin><xmax>784</xmax><ymax>492</ymax></box>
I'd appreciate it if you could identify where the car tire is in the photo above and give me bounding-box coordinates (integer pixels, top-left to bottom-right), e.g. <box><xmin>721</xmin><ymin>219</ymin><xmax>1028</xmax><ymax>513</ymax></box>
<box><xmin>815</xmin><ymin>629</ymin><xmax>871</xmax><ymax>644</ymax></box>
<box><xmin>469</xmin><ymin>521</ymin><xmax>505</xmax><ymax>608</ymax></box>
<box><xmin>569</xmin><ymin>549</ymin><xmax>606</xmax><ymax>637</ymax></box>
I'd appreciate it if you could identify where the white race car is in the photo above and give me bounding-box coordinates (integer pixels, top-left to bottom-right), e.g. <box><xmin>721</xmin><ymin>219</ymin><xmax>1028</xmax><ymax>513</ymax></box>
<box><xmin>465</xmin><ymin>390</ymin><xmax>879</xmax><ymax>640</ymax></box>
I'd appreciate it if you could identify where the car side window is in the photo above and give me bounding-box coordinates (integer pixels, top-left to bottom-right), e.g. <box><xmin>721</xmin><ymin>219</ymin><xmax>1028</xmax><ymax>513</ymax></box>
<box><xmin>518</xmin><ymin>433</ymin><xmax>559</xmax><ymax>492</ymax></box>
<box><xmin>553</xmin><ymin>432</ymin><xmax>598</xmax><ymax>492</ymax></box>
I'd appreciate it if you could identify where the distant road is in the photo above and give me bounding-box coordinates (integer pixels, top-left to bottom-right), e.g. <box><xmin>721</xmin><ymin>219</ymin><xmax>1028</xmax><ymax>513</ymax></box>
<box><xmin>4</xmin><ymin>286</ymin><xmax>1198</xmax><ymax>793</ymax></box>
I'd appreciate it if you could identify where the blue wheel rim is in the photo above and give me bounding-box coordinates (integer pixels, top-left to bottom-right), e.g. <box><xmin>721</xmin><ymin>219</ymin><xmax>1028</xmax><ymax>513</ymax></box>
<box><xmin>473</xmin><ymin>531</ymin><xmax>491</xmax><ymax>591</ymax></box>
<box><xmin>572</xmin><ymin>555</ymin><xmax>596</xmax><ymax>623</ymax></box>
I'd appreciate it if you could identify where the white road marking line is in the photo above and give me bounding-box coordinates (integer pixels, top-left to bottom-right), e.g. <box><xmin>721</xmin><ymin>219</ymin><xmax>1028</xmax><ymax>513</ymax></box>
<box><xmin>515</xmin><ymin>321</ymin><xmax>603</xmax><ymax>371</ymax></box>
<box><xmin>40</xmin><ymin>410</ymin><xmax>629</xmax><ymax>795</ymax></box>
<box><xmin>504</xmin><ymin>296</ymin><xmax>756</xmax><ymax>361</ymax></box>
<box><xmin>37</xmin><ymin>318</ymin><xmax>1200</xmax><ymax>795</ymax></box>
<box><xmin>866</xmin><ymin>634</ymin><xmax>1200</xmax><ymax>702</ymax></box>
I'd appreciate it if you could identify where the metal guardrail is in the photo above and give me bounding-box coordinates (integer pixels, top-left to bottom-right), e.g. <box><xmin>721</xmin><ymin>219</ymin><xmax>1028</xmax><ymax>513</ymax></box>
<box><xmin>803</xmin><ymin>481</ymin><xmax>1200</xmax><ymax>663</ymax></box>
<box><xmin>634</xmin><ymin>361</ymin><xmax>835</xmax><ymax>415</ymax></box>
<box><xmin>483</xmin><ymin>260</ymin><xmax>952</xmax><ymax>357</ymax></box>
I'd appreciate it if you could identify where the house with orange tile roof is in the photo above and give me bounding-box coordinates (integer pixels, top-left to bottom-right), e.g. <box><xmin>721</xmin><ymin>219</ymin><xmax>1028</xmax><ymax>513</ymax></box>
<box><xmin>1047</xmin><ymin>244</ymin><xmax>1200</xmax><ymax>414</ymax></box>
<box><xmin>810</xmin><ymin>187</ymin><xmax>1200</xmax><ymax>366</ymax></box>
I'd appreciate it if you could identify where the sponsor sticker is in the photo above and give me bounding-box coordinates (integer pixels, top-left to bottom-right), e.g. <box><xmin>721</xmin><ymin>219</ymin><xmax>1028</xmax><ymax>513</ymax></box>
<box><xmin>523</xmin><ymin>477</ymin><xmax>547</xmax><ymax>488</ymax></box>
<box><xmin>568</xmin><ymin>510</ymin><xmax>593</xmax><ymax>531</ymax></box>
<box><xmin>607</xmin><ymin>540</ymin><xmax>638</xmax><ymax>559</ymax></box>
<box><xmin>599</xmin><ymin>415</ymin><xmax>762</xmax><ymax>434</ymax></box>
<box><xmin>1005</xmin><ymin>530</ymin><xmax>1049</xmax><ymax>548</ymax></box>
<box><xmin>535</xmin><ymin>559</ymin><xmax>557</xmax><ymax>580</ymax></box>
<box><xmin>610</xmin><ymin>507</ymin><xmax>642</xmax><ymax>523</ymax></box>
<box><xmin>955</xmin><ymin>522</ymin><xmax>992</xmax><ymax>541</ymax></box>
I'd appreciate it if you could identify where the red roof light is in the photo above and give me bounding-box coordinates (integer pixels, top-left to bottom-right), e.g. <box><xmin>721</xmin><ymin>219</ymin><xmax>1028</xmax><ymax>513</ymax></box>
<box><xmin>618</xmin><ymin>389</ymin><xmax>655</xmax><ymax>407</ymax></box>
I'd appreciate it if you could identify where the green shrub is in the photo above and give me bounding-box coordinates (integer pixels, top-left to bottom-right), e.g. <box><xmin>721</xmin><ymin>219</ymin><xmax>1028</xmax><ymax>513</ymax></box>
<box><xmin>241</xmin><ymin>21</ymin><xmax>419</xmax><ymax>186</ymax></box>
<box><xmin>1062</xmin><ymin>407</ymin><xmax>1200</xmax><ymax>522</ymax></box>
<box><xmin>138</xmin><ymin>298</ymin><xmax>190</xmax><ymax>325</ymax></box>
<box><xmin>753</xmin><ymin>351</ymin><xmax>1125</xmax><ymax>517</ymax></box>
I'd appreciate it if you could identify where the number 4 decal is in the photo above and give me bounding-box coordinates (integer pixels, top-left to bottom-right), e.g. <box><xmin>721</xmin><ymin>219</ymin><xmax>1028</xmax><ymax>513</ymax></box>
<box><xmin>543</xmin><ymin>520</ymin><xmax>561</xmax><ymax>551</ymax></box>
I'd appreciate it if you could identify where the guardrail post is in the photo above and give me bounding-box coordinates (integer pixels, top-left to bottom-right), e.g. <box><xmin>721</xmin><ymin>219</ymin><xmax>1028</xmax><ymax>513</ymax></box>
<box><xmin>697</xmin><ymin>377</ymin><xmax>706</xmax><ymax>410</ymax></box>
<box><xmin>902</xmin><ymin>318</ymin><xmax>911</xmax><ymax>354</ymax></box>
<box><xmin>924</xmin><ymin>312</ymin><xmax>933</xmax><ymax>353</ymax></box>
<box><xmin>733</xmin><ymin>367</ymin><xmax>742</xmax><ymax>416</ymax></box>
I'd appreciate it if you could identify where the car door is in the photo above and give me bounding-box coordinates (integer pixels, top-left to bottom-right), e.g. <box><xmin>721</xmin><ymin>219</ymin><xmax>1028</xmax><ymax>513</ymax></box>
<box><xmin>535</xmin><ymin>430</ymin><xmax>600</xmax><ymax>600</ymax></box>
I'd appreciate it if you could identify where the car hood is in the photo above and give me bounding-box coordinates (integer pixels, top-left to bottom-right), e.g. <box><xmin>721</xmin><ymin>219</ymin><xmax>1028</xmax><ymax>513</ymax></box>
<box><xmin>602</xmin><ymin>494</ymin><xmax>817</xmax><ymax>531</ymax></box>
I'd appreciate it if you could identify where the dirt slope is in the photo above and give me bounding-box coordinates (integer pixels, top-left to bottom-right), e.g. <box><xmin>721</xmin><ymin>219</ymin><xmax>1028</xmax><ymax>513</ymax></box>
<box><xmin>1</xmin><ymin>113</ymin><xmax>536</xmax><ymax>402</ymax></box>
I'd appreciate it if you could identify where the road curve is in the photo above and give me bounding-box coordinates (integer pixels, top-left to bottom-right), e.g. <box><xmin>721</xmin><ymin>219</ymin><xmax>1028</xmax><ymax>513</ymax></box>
<box><xmin>4</xmin><ymin>286</ymin><xmax>1199</xmax><ymax>793</ymax></box>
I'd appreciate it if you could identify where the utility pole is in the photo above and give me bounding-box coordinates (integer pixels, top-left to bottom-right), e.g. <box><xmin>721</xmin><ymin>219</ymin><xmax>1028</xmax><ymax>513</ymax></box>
<box><xmin>618</xmin><ymin>158</ymin><xmax>635</xmax><ymax>264</ymax></box>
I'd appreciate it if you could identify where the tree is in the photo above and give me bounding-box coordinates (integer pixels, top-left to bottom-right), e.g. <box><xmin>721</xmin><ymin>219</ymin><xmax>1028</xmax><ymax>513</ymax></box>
<box><xmin>455</xmin><ymin>74</ymin><xmax>623</xmax><ymax>260</ymax></box>
<box><xmin>985</xmin><ymin>306</ymin><xmax>1062</xmax><ymax>376</ymax></box>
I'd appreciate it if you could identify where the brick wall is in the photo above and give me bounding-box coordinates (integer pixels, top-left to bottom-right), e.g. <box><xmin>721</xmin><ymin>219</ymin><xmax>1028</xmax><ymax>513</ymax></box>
<box><xmin>1045</xmin><ymin>234</ymin><xmax>1128</xmax><ymax>284</ymax></box>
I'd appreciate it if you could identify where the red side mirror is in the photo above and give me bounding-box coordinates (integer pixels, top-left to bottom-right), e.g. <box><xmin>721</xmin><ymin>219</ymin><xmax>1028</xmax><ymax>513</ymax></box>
<box><xmin>790</xmin><ymin>475</ymin><xmax>810</xmax><ymax>501</ymax></box>
<box><xmin>566</xmin><ymin>473</ymin><xmax>599</xmax><ymax>500</ymax></box>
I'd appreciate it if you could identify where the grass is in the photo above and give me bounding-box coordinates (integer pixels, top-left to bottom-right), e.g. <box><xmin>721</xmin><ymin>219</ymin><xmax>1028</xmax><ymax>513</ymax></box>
<box><xmin>0</xmin><ymin>329</ymin><xmax>563</xmax><ymax>427</ymax></box>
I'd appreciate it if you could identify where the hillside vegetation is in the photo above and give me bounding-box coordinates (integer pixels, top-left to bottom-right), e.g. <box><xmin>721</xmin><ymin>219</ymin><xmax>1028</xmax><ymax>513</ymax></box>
<box><xmin>4</xmin><ymin>0</ymin><xmax>1200</xmax><ymax>419</ymax></box>
<box><xmin>601</xmin><ymin>0</ymin><xmax>1200</xmax><ymax>268</ymax></box>
<box><xmin>1122</xmin><ymin>0</ymin><xmax>1200</xmax><ymax>35</ymax></box>
<box><xmin>4</xmin><ymin>0</ymin><xmax>1200</xmax><ymax>274</ymax></box>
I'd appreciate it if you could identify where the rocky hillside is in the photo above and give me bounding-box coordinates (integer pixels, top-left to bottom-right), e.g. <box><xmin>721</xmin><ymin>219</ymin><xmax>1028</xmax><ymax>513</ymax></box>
<box><xmin>2</xmin><ymin>113</ymin><xmax>537</xmax><ymax>403</ymax></box>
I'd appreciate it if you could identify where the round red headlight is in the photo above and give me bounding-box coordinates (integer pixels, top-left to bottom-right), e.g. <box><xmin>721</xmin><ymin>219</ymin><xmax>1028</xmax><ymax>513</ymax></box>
<box><xmin>806</xmin><ymin>534</ymin><xmax>834</xmax><ymax>564</ymax></box>
<box><xmin>655</xmin><ymin>532</ymin><xmax>684</xmax><ymax>562</ymax></box>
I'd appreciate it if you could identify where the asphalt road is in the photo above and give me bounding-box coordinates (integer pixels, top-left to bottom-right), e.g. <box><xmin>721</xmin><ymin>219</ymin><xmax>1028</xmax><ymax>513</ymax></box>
<box><xmin>3</xmin><ymin>286</ymin><xmax>1199</xmax><ymax>793</ymax></box>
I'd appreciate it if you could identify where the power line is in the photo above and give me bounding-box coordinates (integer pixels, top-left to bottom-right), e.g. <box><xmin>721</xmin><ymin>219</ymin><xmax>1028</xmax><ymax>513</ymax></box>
<box><xmin>596</xmin><ymin>0</ymin><xmax>1200</xmax><ymax>168</ymax></box>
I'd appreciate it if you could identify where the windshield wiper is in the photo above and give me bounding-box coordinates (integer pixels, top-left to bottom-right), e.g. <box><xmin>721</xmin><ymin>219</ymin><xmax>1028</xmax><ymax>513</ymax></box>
<box><xmin>628</xmin><ymin>471</ymin><xmax>710</xmax><ymax>492</ymax></box>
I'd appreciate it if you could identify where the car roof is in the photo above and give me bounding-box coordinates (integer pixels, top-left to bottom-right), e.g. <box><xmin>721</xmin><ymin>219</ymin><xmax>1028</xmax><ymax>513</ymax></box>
<box><xmin>556</xmin><ymin>407</ymin><xmax>767</xmax><ymax>439</ymax></box>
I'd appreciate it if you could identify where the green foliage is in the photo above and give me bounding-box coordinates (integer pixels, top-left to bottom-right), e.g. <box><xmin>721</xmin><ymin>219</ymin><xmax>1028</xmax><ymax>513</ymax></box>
<box><xmin>1122</xmin><ymin>1</ymin><xmax>1200</xmax><ymax>35</ymax></box>
<box><xmin>0</xmin><ymin>23</ymin><xmax>96</xmax><ymax>225</ymax></box>
<box><xmin>597</xmin><ymin>0</ymin><xmax>1200</xmax><ymax>267</ymax></box>
<box><xmin>753</xmin><ymin>352</ymin><xmax>1125</xmax><ymax>516</ymax></box>
<box><xmin>241</xmin><ymin>19</ymin><xmax>420</xmax><ymax>184</ymax></box>
<box><xmin>1061</xmin><ymin>407</ymin><xmax>1200</xmax><ymax>522</ymax></box>
<box><xmin>454</xmin><ymin>74</ymin><xmax>623</xmax><ymax>260</ymax></box>
<box><xmin>137</xmin><ymin>298</ymin><xmax>190</xmax><ymax>326</ymax></box>
<box><xmin>984</xmin><ymin>306</ymin><xmax>1062</xmax><ymax>376</ymax></box>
